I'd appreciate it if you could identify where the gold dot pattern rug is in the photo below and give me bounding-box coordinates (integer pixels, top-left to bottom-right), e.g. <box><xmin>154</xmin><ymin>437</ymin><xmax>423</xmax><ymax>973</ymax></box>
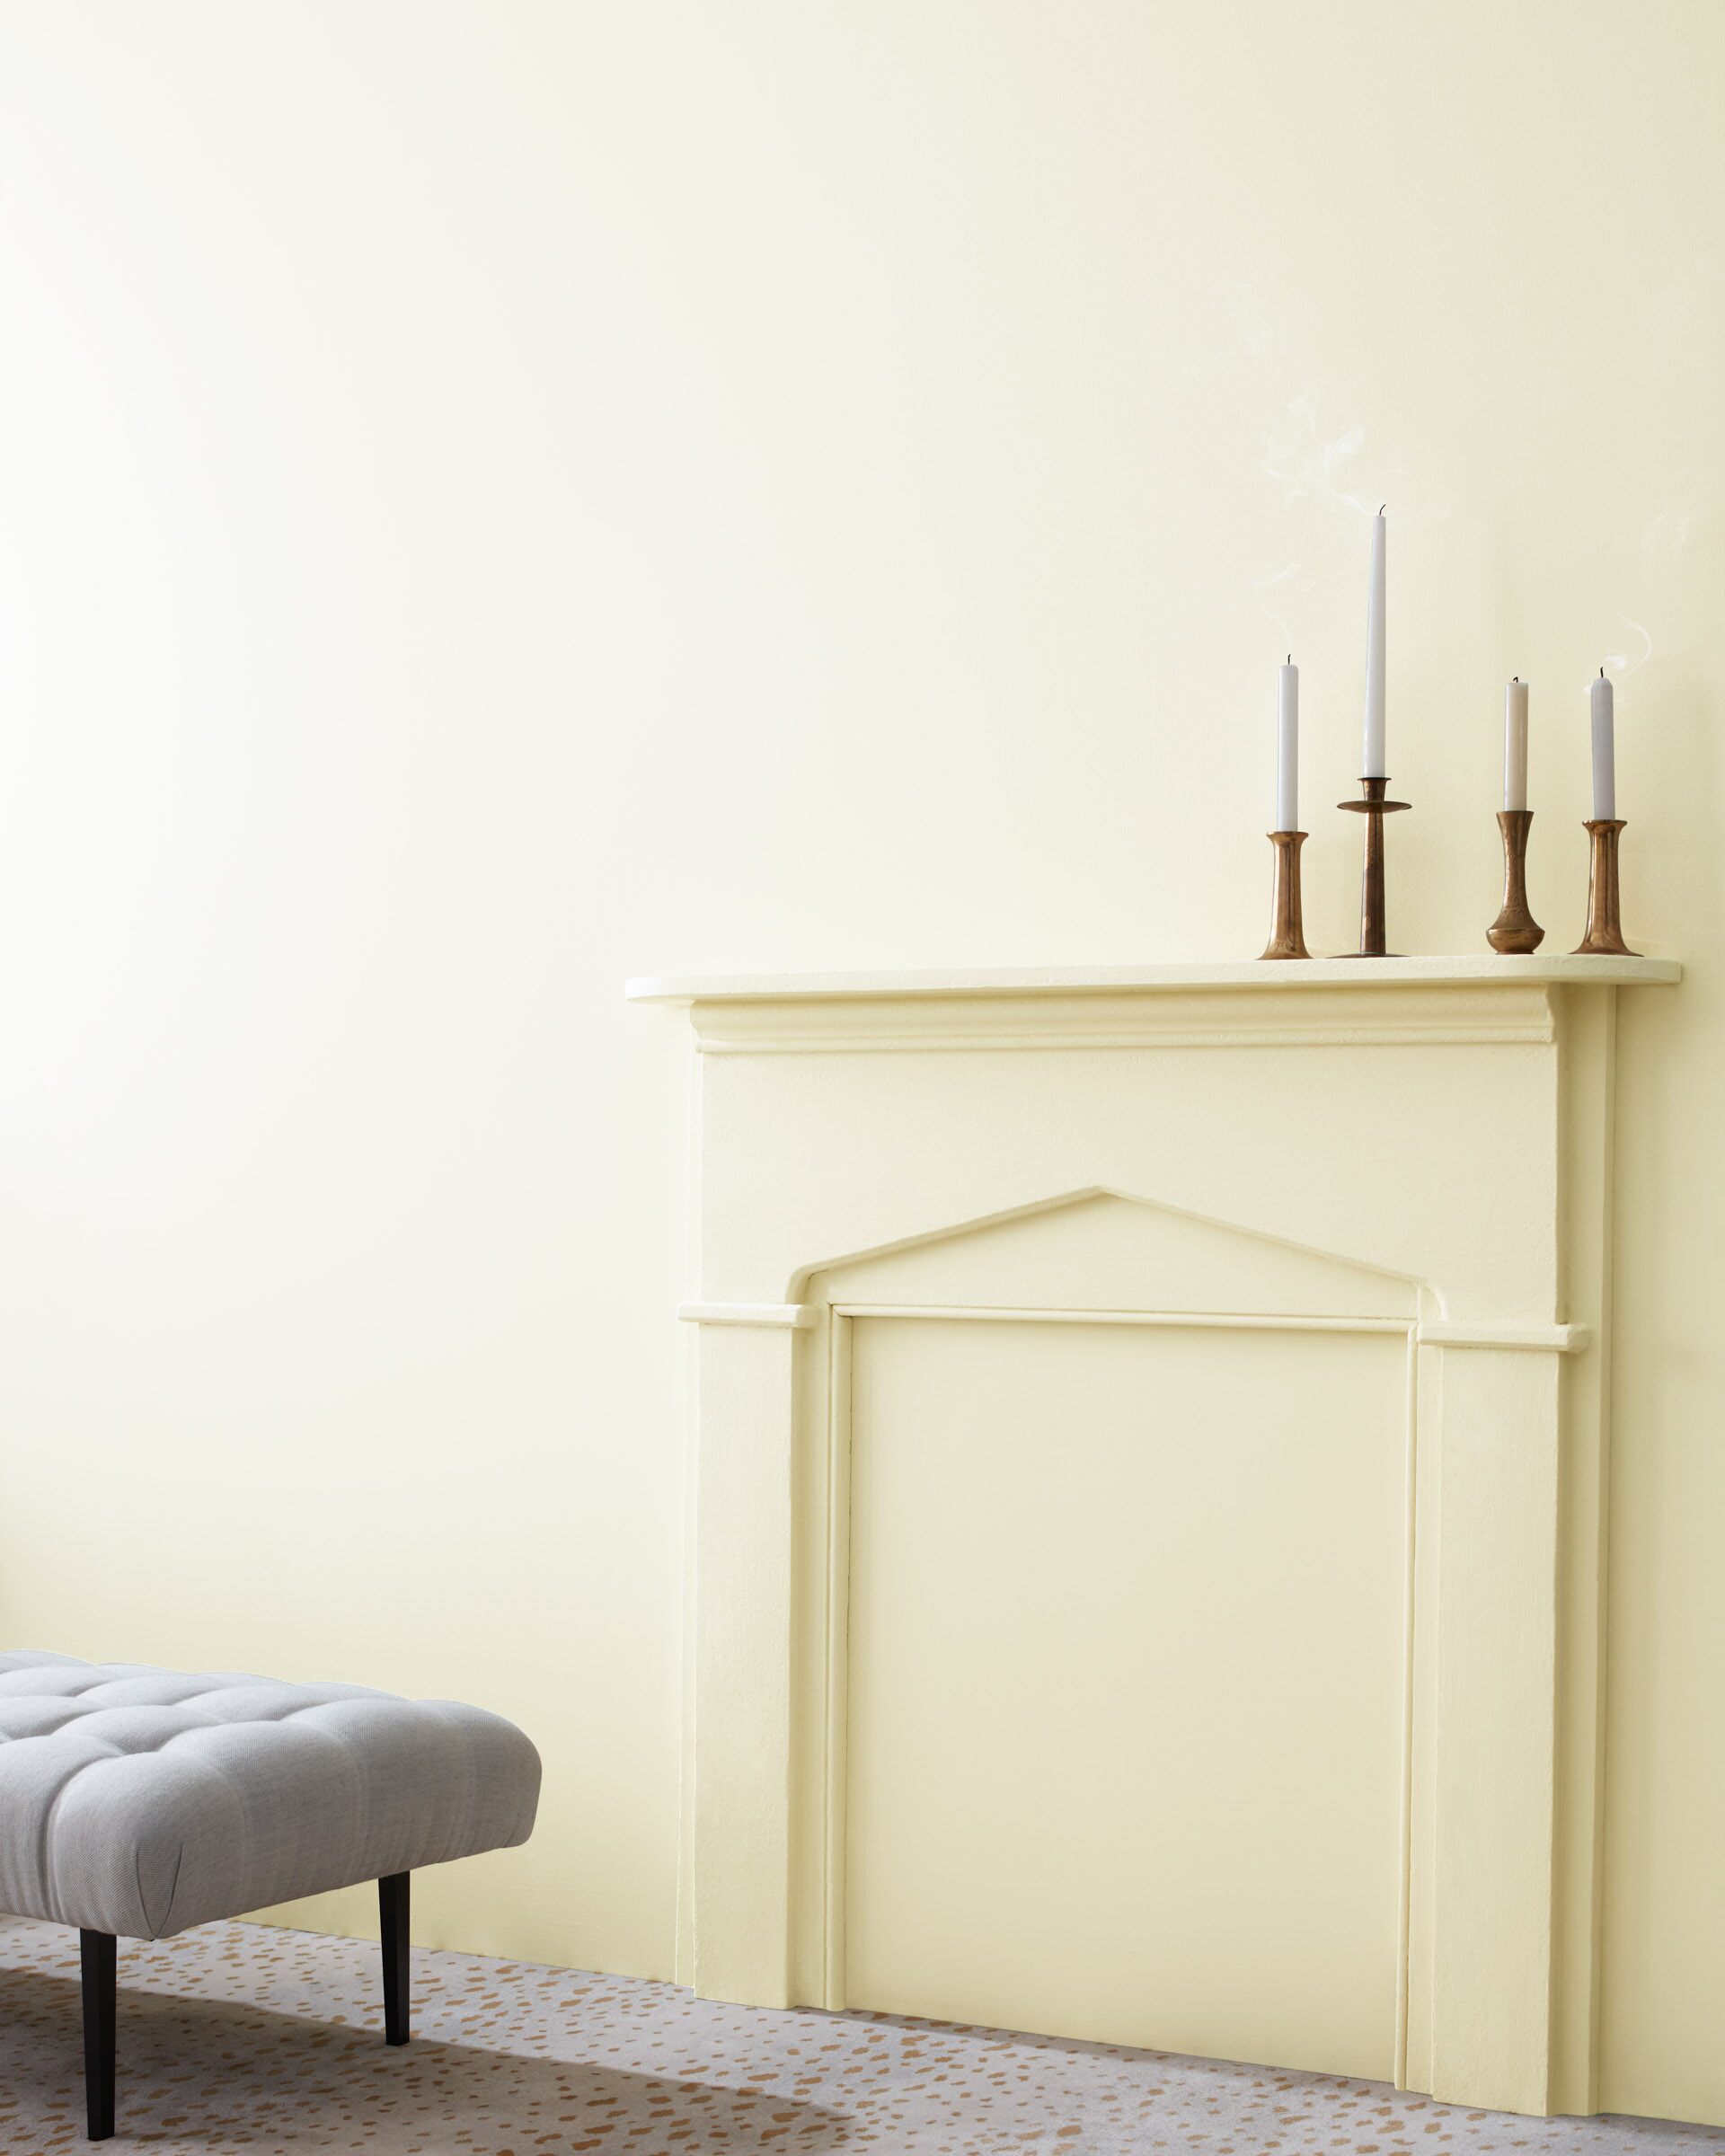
<box><xmin>0</xmin><ymin>1914</ymin><xmax>1721</xmax><ymax>2152</ymax></box>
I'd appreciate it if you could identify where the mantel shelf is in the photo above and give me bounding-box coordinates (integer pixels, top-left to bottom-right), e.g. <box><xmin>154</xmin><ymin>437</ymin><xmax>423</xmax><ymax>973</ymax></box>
<box><xmin>626</xmin><ymin>953</ymin><xmax>1679</xmax><ymax>1005</ymax></box>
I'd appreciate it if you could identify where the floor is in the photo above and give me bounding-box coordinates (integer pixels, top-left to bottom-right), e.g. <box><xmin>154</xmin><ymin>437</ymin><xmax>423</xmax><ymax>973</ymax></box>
<box><xmin>0</xmin><ymin>1917</ymin><xmax>1721</xmax><ymax>2153</ymax></box>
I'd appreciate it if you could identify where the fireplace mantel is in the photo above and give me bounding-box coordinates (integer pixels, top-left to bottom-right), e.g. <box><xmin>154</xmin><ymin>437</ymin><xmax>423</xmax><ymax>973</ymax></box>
<box><xmin>633</xmin><ymin>953</ymin><xmax>1678</xmax><ymax>2119</ymax></box>
<box><xmin>627</xmin><ymin>953</ymin><xmax>1678</xmax><ymax>1003</ymax></box>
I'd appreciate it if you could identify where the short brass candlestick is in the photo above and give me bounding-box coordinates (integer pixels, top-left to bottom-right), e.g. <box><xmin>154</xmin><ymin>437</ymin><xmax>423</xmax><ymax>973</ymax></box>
<box><xmin>1573</xmin><ymin>818</ymin><xmax>1638</xmax><ymax>956</ymax></box>
<box><xmin>1260</xmin><ymin>830</ymin><xmax>1310</xmax><ymax>959</ymax></box>
<box><xmin>1336</xmin><ymin>775</ymin><xmax>1411</xmax><ymax>957</ymax></box>
<box><xmin>1487</xmin><ymin>808</ymin><xmax>1544</xmax><ymax>953</ymax></box>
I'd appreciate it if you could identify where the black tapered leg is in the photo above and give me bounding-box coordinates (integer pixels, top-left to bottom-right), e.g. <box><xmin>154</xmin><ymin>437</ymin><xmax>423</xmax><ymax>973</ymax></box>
<box><xmin>79</xmin><ymin>1930</ymin><xmax>116</xmax><ymax>2142</ymax></box>
<box><xmin>379</xmin><ymin>1873</ymin><xmax>410</xmax><ymax>2046</ymax></box>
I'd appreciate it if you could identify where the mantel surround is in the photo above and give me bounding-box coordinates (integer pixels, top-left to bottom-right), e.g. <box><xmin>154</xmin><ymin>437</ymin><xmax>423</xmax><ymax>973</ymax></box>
<box><xmin>631</xmin><ymin>955</ymin><xmax>1678</xmax><ymax>2120</ymax></box>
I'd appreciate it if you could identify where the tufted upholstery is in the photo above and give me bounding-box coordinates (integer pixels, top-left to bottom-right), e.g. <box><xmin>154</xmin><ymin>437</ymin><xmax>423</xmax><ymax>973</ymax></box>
<box><xmin>0</xmin><ymin>1652</ymin><xmax>540</xmax><ymax>1940</ymax></box>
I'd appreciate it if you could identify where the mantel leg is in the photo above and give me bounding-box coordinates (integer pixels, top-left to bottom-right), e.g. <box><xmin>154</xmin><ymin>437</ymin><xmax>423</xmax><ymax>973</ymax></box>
<box><xmin>1429</xmin><ymin>1347</ymin><xmax>1562</xmax><ymax>2113</ymax></box>
<box><xmin>692</xmin><ymin>1320</ymin><xmax>800</xmax><ymax>2007</ymax></box>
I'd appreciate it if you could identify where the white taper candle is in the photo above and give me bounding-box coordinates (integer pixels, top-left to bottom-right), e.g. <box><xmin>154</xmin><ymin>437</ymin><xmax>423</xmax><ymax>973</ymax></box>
<box><xmin>1504</xmin><ymin>677</ymin><xmax>1528</xmax><ymax>812</ymax></box>
<box><xmin>1276</xmin><ymin>658</ymin><xmax>1299</xmax><ymax>830</ymax></box>
<box><xmin>1590</xmin><ymin>669</ymin><xmax>1615</xmax><ymax>820</ymax></box>
<box><xmin>1362</xmin><ymin>508</ymin><xmax>1387</xmax><ymax>776</ymax></box>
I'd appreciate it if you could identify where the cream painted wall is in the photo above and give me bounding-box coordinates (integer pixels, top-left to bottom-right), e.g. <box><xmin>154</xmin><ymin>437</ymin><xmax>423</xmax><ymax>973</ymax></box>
<box><xmin>0</xmin><ymin>0</ymin><xmax>1719</xmax><ymax>2125</ymax></box>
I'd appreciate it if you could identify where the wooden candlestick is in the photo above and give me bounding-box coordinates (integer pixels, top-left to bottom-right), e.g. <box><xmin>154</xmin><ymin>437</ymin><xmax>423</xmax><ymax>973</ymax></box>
<box><xmin>1487</xmin><ymin>809</ymin><xmax>1544</xmax><ymax>953</ymax></box>
<box><xmin>1573</xmin><ymin>819</ymin><xmax>1638</xmax><ymax>956</ymax></box>
<box><xmin>1260</xmin><ymin>831</ymin><xmax>1310</xmax><ymax>960</ymax></box>
<box><xmin>1337</xmin><ymin>775</ymin><xmax>1411</xmax><ymax>957</ymax></box>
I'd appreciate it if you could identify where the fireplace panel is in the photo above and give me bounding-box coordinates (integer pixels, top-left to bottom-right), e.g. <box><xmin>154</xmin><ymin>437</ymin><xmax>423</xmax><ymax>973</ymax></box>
<box><xmin>844</xmin><ymin>1313</ymin><xmax>1409</xmax><ymax>2079</ymax></box>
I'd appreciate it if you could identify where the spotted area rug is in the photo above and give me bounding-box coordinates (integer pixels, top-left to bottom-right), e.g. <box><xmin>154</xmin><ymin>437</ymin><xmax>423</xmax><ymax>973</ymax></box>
<box><xmin>0</xmin><ymin>1916</ymin><xmax>1721</xmax><ymax>2152</ymax></box>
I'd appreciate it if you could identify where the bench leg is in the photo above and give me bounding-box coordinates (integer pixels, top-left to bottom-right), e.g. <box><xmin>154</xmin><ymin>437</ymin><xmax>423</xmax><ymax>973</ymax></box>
<box><xmin>79</xmin><ymin>1930</ymin><xmax>116</xmax><ymax>2142</ymax></box>
<box><xmin>379</xmin><ymin>1873</ymin><xmax>410</xmax><ymax>2046</ymax></box>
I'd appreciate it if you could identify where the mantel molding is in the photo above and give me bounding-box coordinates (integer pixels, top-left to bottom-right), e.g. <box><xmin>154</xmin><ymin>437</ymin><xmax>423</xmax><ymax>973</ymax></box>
<box><xmin>677</xmin><ymin>1301</ymin><xmax>816</xmax><ymax>1329</ymax></box>
<box><xmin>677</xmin><ymin>1300</ymin><xmax>1592</xmax><ymax>1354</ymax></box>
<box><xmin>627</xmin><ymin>953</ymin><xmax>1679</xmax><ymax>1004</ymax></box>
<box><xmin>628</xmin><ymin>957</ymin><xmax>1678</xmax><ymax>1055</ymax></box>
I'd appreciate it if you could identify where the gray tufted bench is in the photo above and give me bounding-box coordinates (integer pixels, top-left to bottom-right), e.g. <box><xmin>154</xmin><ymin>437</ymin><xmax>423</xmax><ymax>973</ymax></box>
<box><xmin>0</xmin><ymin>1650</ymin><xmax>541</xmax><ymax>2140</ymax></box>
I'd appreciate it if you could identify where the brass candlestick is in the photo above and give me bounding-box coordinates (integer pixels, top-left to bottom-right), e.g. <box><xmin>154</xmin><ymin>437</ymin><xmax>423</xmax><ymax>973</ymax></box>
<box><xmin>1260</xmin><ymin>830</ymin><xmax>1310</xmax><ymax>959</ymax></box>
<box><xmin>1336</xmin><ymin>775</ymin><xmax>1411</xmax><ymax>957</ymax></box>
<box><xmin>1573</xmin><ymin>818</ymin><xmax>1638</xmax><ymax>956</ymax></box>
<box><xmin>1487</xmin><ymin>809</ymin><xmax>1544</xmax><ymax>953</ymax></box>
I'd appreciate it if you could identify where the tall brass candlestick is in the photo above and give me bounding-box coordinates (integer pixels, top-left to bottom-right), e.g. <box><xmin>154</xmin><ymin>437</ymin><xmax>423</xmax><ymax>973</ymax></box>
<box><xmin>1337</xmin><ymin>775</ymin><xmax>1411</xmax><ymax>957</ymax></box>
<box><xmin>1573</xmin><ymin>819</ymin><xmax>1638</xmax><ymax>956</ymax></box>
<box><xmin>1487</xmin><ymin>809</ymin><xmax>1544</xmax><ymax>953</ymax></box>
<box><xmin>1260</xmin><ymin>831</ymin><xmax>1310</xmax><ymax>959</ymax></box>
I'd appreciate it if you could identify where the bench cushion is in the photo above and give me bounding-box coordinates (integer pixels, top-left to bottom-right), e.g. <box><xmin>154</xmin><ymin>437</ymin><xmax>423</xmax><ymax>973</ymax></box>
<box><xmin>0</xmin><ymin>1652</ymin><xmax>540</xmax><ymax>1940</ymax></box>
